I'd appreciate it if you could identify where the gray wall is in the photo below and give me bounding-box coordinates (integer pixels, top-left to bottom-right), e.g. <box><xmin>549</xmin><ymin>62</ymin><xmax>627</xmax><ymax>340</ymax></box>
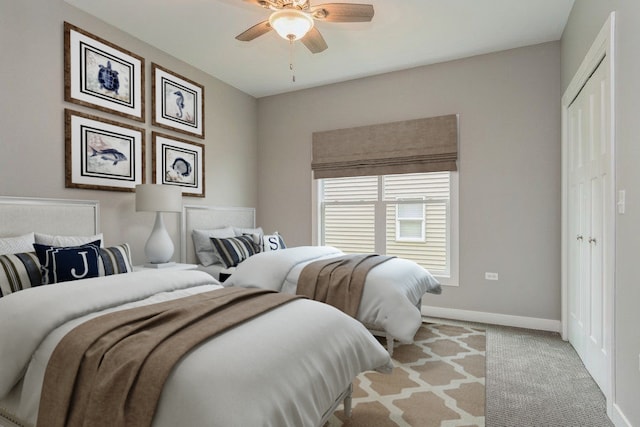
<box><xmin>0</xmin><ymin>0</ymin><xmax>259</xmax><ymax>265</ymax></box>
<box><xmin>562</xmin><ymin>2</ymin><xmax>640</xmax><ymax>424</ymax></box>
<box><xmin>257</xmin><ymin>42</ymin><xmax>562</xmax><ymax>322</ymax></box>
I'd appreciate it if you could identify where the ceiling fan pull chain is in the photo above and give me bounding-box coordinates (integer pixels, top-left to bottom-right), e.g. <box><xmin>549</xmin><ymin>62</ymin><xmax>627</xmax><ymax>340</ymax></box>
<box><xmin>289</xmin><ymin>37</ymin><xmax>296</xmax><ymax>83</ymax></box>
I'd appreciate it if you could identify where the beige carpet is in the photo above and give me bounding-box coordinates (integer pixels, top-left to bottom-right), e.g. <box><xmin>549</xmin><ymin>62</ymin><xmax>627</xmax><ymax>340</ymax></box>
<box><xmin>328</xmin><ymin>323</ymin><xmax>486</xmax><ymax>427</ymax></box>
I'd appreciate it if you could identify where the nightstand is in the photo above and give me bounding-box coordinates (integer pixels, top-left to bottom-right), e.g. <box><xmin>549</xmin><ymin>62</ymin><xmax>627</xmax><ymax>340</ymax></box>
<box><xmin>133</xmin><ymin>263</ymin><xmax>198</xmax><ymax>272</ymax></box>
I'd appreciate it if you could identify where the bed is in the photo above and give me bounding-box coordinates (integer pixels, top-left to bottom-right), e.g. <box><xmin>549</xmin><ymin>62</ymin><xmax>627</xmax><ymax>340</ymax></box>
<box><xmin>181</xmin><ymin>205</ymin><xmax>442</xmax><ymax>354</ymax></box>
<box><xmin>0</xmin><ymin>197</ymin><xmax>392</xmax><ymax>427</ymax></box>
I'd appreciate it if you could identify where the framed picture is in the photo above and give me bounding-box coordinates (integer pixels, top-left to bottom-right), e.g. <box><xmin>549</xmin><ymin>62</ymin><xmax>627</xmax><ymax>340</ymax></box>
<box><xmin>65</xmin><ymin>109</ymin><xmax>145</xmax><ymax>192</ymax></box>
<box><xmin>152</xmin><ymin>63</ymin><xmax>205</xmax><ymax>139</ymax></box>
<box><xmin>152</xmin><ymin>132</ymin><xmax>205</xmax><ymax>197</ymax></box>
<box><xmin>64</xmin><ymin>22</ymin><xmax>145</xmax><ymax>122</ymax></box>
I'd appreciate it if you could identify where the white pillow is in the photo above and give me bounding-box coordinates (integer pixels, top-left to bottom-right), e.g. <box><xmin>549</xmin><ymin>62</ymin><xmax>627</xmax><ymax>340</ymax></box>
<box><xmin>261</xmin><ymin>232</ymin><xmax>287</xmax><ymax>252</ymax></box>
<box><xmin>34</xmin><ymin>232</ymin><xmax>104</xmax><ymax>248</ymax></box>
<box><xmin>192</xmin><ymin>227</ymin><xmax>236</xmax><ymax>266</ymax></box>
<box><xmin>0</xmin><ymin>232</ymin><xmax>35</xmax><ymax>255</ymax></box>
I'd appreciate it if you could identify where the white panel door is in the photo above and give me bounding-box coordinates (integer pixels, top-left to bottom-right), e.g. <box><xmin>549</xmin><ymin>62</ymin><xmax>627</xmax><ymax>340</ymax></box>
<box><xmin>567</xmin><ymin>56</ymin><xmax>611</xmax><ymax>395</ymax></box>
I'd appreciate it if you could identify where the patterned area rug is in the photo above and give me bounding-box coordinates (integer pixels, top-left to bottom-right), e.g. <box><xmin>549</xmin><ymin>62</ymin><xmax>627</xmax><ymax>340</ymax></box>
<box><xmin>327</xmin><ymin>323</ymin><xmax>485</xmax><ymax>427</ymax></box>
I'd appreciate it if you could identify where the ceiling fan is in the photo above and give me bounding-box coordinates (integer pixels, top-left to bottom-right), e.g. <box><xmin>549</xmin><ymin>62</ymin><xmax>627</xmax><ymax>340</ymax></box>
<box><xmin>235</xmin><ymin>0</ymin><xmax>375</xmax><ymax>54</ymax></box>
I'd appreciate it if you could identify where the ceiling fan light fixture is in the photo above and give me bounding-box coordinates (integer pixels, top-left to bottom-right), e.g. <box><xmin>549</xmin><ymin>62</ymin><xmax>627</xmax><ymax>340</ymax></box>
<box><xmin>269</xmin><ymin>9</ymin><xmax>314</xmax><ymax>41</ymax></box>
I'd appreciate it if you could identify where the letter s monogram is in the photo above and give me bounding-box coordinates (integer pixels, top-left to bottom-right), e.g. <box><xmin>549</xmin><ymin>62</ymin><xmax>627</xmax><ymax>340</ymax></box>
<box><xmin>268</xmin><ymin>236</ymin><xmax>279</xmax><ymax>250</ymax></box>
<box><xmin>71</xmin><ymin>251</ymin><xmax>90</xmax><ymax>279</ymax></box>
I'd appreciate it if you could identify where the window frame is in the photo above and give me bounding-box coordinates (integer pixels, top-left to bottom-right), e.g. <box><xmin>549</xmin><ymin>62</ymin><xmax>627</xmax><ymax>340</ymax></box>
<box><xmin>313</xmin><ymin>172</ymin><xmax>459</xmax><ymax>287</ymax></box>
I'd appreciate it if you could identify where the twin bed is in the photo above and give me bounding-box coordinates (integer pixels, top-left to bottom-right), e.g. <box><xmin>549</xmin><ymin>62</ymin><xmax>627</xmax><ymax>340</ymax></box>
<box><xmin>181</xmin><ymin>205</ymin><xmax>442</xmax><ymax>354</ymax></box>
<box><xmin>0</xmin><ymin>197</ymin><xmax>391</xmax><ymax>427</ymax></box>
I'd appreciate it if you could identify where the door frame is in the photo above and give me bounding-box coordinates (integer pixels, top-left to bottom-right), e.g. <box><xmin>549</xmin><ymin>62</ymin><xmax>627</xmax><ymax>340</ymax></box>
<box><xmin>561</xmin><ymin>12</ymin><xmax>615</xmax><ymax>415</ymax></box>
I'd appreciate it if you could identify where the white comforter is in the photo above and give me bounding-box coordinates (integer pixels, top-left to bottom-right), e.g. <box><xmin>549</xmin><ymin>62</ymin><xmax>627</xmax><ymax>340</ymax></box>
<box><xmin>225</xmin><ymin>246</ymin><xmax>442</xmax><ymax>343</ymax></box>
<box><xmin>0</xmin><ymin>270</ymin><xmax>391</xmax><ymax>427</ymax></box>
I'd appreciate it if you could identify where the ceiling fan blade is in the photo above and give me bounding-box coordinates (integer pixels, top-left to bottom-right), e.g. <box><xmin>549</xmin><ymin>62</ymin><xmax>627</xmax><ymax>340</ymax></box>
<box><xmin>301</xmin><ymin>27</ymin><xmax>328</xmax><ymax>54</ymax></box>
<box><xmin>235</xmin><ymin>20</ymin><xmax>272</xmax><ymax>41</ymax></box>
<box><xmin>242</xmin><ymin>0</ymin><xmax>277</xmax><ymax>9</ymax></box>
<box><xmin>311</xmin><ymin>3</ymin><xmax>374</xmax><ymax>22</ymax></box>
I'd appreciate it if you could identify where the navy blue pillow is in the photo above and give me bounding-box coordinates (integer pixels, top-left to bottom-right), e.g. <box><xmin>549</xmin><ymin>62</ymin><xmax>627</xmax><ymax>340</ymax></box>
<box><xmin>34</xmin><ymin>240</ymin><xmax>102</xmax><ymax>285</ymax></box>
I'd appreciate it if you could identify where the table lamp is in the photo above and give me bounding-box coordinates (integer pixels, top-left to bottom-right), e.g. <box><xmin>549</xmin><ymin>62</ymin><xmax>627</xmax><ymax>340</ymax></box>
<box><xmin>135</xmin><ymin>184</ymin><xmax>182</xmax><ymax>268</ymax></box>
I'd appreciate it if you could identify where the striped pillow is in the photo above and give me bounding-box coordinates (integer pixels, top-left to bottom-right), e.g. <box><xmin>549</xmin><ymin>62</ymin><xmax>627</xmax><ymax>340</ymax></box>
<box><xmin>99</xmin><ymin>243</ymin><xmax>133</xmax><ymax>275</ymax></box>
<box><xmin>0</xmin><ymin>252</ymin><xmax>42</xmax><ymax>297</ymax></box>
<box><xmin>210</xmin><ymin>235</ymin><xmax>259</xmax><ymax>268</ymax></box>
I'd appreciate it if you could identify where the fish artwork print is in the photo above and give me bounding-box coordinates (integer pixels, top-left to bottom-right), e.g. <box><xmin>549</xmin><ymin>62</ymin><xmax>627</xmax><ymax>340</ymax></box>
<box><xmin>91</xmin><ymin>147</ymin><xmax>128</xmax><ymax>166</ymax></box>
<box><xmin>85</xmin><ymin>132</ymin><xmax>132</xmax><ymax>178</ymax></box>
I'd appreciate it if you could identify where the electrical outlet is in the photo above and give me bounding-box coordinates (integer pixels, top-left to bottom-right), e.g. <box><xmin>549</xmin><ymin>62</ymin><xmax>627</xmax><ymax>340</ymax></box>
<box><xmin>485</xmin><ymin>272</ymin><xmax>499</xmax><ymax>281</ymax></box>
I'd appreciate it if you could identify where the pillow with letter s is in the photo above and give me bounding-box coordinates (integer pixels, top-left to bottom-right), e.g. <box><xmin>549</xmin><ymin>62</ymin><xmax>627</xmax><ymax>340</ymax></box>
<box><xmin>261</xmin><ymin>232</ymin><xmax>286</xmax><ymax>252</ymax></box>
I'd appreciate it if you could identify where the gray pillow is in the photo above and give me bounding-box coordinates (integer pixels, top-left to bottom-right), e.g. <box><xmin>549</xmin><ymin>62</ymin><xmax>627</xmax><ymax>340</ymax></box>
<box><xmin>192</xmin><ymin>227</ymin><xmax>236</xmax><ymax>266</ymax></box>
<box><xmin>233</xmin><ymin>226</ymin><xmax>264</xmax><ymax>246</ymax></box>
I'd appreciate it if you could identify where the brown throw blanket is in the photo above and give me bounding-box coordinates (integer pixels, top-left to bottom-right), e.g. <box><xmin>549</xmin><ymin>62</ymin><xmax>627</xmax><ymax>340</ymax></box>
<box><xmin>297</xmin><ymin>254</ymin><xmax>394</xmax><ymax>317</ymax></box>
<box><xmin>37</xmin><ymin>287</ymin><xmax>300</xmax><ymax>427</ymax></box>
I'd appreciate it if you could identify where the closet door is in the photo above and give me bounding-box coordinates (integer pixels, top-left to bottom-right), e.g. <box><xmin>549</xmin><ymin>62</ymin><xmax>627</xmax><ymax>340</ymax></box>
<box><xmin>567</xmin><ymin>56</ymin><xmax>611</xmax><ymax>394</ymax></box>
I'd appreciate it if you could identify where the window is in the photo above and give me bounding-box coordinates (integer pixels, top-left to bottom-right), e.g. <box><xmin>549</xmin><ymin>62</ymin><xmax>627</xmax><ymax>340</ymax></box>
<box><xmin>396</xmin><ymin>199</ymin><xmax>425</xmax><ymax>242</ymax></box>
<box><xmin>317</xmin><ymin>172</ymin><xmax>458</xmax><ymax>285</ymax></box>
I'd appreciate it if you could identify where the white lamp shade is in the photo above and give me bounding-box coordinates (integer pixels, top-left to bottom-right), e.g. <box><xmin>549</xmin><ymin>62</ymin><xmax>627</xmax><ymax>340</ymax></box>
<box><xmin>269</xmin><ymin>10</ymin><xmax>314</xmax><ymax>41</ymax></box>
<box><xmin>135</xmin><ymin>184</ymin><xmax>182</xmax><ymax>213</ymax></box>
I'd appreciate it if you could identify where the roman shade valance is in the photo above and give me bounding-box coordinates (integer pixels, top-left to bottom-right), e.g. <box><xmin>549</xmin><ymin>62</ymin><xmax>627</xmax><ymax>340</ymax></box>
<box><xmin>311</xmin><ymin>114</ymin><xmax>458</xmax><ymax>179</ymax></box>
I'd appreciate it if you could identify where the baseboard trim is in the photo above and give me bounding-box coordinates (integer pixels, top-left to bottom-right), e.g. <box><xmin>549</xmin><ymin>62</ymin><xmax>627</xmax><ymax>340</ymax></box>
<box><xmin>611</xmin><ymin>403</ymin><xmax>632</xmax><ymax>427</ymax></box>
<box><xmin>422</xmin><ymin>306</ymin><xmax>561</xmax><ymax>333</ymax></box>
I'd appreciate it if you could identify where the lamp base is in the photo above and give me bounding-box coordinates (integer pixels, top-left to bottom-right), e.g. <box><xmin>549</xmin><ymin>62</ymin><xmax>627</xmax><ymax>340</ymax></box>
<box><xmin>144</xmin><ymin>211</ymin><xmax>175</xmax><ymax>264</ymax></box>
<box><xmin>143</xmin><ymin>262</ymin><xmax>177</xmax><ymax>269</ymax></box>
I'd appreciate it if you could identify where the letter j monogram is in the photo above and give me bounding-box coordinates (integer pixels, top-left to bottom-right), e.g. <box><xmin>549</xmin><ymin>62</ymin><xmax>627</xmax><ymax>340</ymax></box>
<box><xmin>71</xmin><ymin>251</ymin><xmax>90</xmax><ymax>279</ymax></box>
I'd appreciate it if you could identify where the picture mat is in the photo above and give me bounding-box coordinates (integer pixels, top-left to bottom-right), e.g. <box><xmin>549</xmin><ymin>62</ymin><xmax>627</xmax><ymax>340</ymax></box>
<box><xmin>153</xmin><ymin>134</ymin><xmax>204</xmax><ymax>197</ymax></box>
<box><xmin>67</xmin><ymin>25</ymin><xmax>143</xmax><ymax>119</ymax></box>
<box><xmin>69</xmin><ymin>113</ymin><xmax>143</xmax><ymax>190</ymax></box>
<box><xmin>153</xmin><ymin>65</ymin><xmax>204</xmax><ymax>138</ymax></box>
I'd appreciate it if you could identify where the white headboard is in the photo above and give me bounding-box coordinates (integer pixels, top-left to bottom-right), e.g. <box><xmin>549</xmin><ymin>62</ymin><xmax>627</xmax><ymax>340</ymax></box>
<box><xmin>181</xmin><ymin>205</ymin><xmax>256</xmax><ymax>264</ymax></box>
<box><xmin>0</xmin><ymin>196</ymin><xmax>99</xmax><ymax>237</ymax></box>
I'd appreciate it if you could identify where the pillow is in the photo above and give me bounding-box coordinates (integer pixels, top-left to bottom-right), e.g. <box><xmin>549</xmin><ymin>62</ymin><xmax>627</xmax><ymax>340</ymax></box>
<box><xmin>261</xmin><ymin>232</ymin><xmax>287</xmax><ymax>252</ymax></box>
<box><xmin>33</xmin><ymin>240</ymin><xmax>133</xmax><ymax>285</ymax></box>
<box><xmin>34</xmin><ymin>241</ymin><xmax>102</xmax><ymax>285</ymax></box>
<box><xmin>99</xmin><ymin>243</ymin><xmax>133</xmax><ymax>275</ymax></box>
<box><xmin>192</xmin><ymin>227</ymin><xmax>236</xmax><ymax>266</ymax></box>
<box><xmin>35</xmin><ymin>232</ymin><xmax>105</xmax><ymax>248</ymax></box>
<box><xmin>0</xmin><ymin>232</ymin><xmax>35</xmax><ymax>255</ymax></box>
<box><xmin>233</xmin><ymin>226</ymin><xmax>264</xmax><ymax>236</ymax></box>
<box><xmin>210</xmin><ymin>235</ymin><xmax>259</xmax><ymax>268</ymax></box>
<box><xmin>1</xmin><ymin>243</ymin><xmax>133</xmax><ymax>293</ymax></box>
<box><xmin>0</xmin><ymin>251</ymin><xmax>42</xmax><ymax>298</ymax></box>
<box><xmin>234</xmin><ymin>227</ymin><xmax>264</xmax><ymax>246</ymax></box>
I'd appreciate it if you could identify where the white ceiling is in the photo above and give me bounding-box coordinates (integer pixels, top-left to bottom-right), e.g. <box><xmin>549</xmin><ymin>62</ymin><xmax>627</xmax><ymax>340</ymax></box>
<box><xmin>65</xmin><ymin>0</ymin><xmax>575</xmax><ymax>98</ymax></box>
